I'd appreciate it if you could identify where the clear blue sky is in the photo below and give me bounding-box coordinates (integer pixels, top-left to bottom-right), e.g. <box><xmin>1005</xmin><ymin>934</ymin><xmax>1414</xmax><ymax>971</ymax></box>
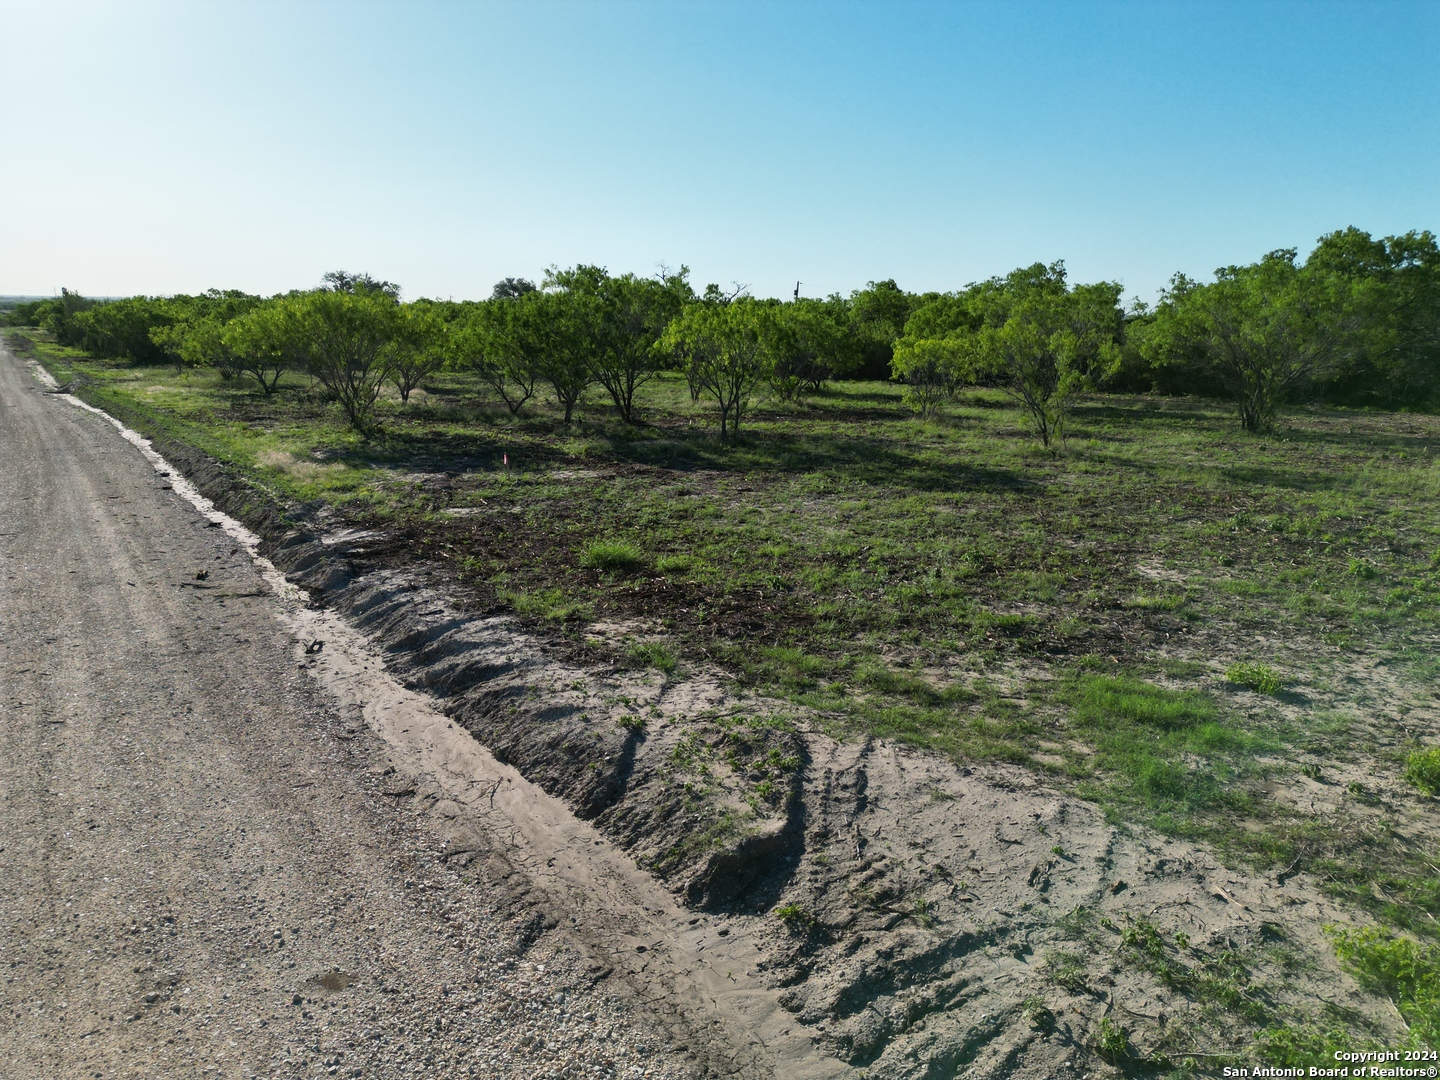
<box><xmin>1</xmin><ymin>0</ymin><xmax>1436</xmax><ymax>304</ymax></box>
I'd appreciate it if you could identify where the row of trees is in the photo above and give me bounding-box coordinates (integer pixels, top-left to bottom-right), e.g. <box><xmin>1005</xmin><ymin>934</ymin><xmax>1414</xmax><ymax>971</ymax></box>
<box><xmin>6</xmin><ymin>268</ymin><xmax>880</xmax><ymax>437</ymax></box>
<box><xmin>1139</xmin><ymin>229</ymin><xmax>1440</xmax><ymax>430</ymax></box>
<box><xmin>7</xmin><ymin>226</ymin><xmax>1435</xmax><ymax>440</ymax></box>
<box><xmin>889</xmin><ymin>227</ymin><xmax>1440</xmax><ymax>438</ymax></box>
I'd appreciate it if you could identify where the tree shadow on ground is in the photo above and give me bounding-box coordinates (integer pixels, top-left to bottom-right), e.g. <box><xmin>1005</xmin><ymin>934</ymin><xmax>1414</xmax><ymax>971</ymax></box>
<box><xmin>320</xmin><ymin>420</ymin><xmax>1036</xmax><ymax>495</ymax></box>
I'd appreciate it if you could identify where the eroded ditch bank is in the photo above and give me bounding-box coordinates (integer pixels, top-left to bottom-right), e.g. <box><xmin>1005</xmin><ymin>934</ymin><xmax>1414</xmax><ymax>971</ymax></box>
<box><xmin>45</xmin><ymin>375</ymin><xmax>1401</xmax><ymax>1078</ymax></box>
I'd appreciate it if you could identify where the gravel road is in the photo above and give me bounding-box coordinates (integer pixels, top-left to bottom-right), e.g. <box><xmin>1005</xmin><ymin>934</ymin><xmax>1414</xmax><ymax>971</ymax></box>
<box><xmin>0</xmin><ymin>343</ymin><xmax>706</xmax><ymax>1078</ymax></box>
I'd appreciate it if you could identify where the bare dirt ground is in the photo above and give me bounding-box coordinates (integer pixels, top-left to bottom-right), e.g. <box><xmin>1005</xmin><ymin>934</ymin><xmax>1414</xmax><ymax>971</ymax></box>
<box><xmin>0</xmin><ymin>338</ymin><xmax>1403</xmax><ymax>1080</ymax></box>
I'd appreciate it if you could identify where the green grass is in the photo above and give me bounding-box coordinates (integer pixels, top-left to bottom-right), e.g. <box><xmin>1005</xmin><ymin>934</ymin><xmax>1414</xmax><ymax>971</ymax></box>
<box><xmin>773</xmin><ymin>902</ymin><xmax>815</xmax><ymax>928</ymax></box>
<box><xmin>1226</xmin><ymin>661</ymin><xmax>1285</xmax><ymax>695</ymax></box>
<box><xmin>626</xmin><ymin>640</ymin><xmax>678</xmax><ymax>673</ymax></box>
<box><xmin>1057</xmin><ymin>674</ymin><xmax>1271</xmax><ymax>836</ymax></box>
<box><xmin>497</xmin><ymin>586</ymin><xmax>592</xmax><ymax>622</ymax></box>
<box><xmin>1407</xmin><ymin>748</ymin><xmax>1440</xmax><ymax>795</ymax></box>
<box><xmin>579</xmin><ymin>538</ymin><xmax>646</xmax><ymax>575</ymax></box>
<box><xmin>1329</xmin><ymin>925</ymin><xmax>1440</xmax><ymax>1049</ymax></box>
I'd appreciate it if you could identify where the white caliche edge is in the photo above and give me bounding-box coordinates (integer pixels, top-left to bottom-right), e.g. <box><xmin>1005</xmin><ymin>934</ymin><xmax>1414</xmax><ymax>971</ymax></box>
<box><xmin>29</xmin><ymin>357</ymin><xmax>306</xmax><ymax>604</ymax></box>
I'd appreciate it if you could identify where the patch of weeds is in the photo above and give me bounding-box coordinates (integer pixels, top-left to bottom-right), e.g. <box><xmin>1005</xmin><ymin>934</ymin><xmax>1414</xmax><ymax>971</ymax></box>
<box><xmin>1347</xmin><ymin>780</ymin><xmax>1381</xmax><ymax>805</ymax></box>
<box><xmin>763</xmin><ymin>746</ymin><xmax>802</xmax><ymax>771</ymax></box>
<box><xmin>656</xmin><ymin>806</ymin><xmax>745</xmax><ymax>870</ymax></box>
<box><xmin>626</xmin><ymin>640</ymin><xmax>678</xmax><ymax>674</ymax></box>
<box><xmin>617</xmin><ymin>714</ymin><xmax>647</xmax><ymax>731</ymax></box>
<box><xmin>1021</xmin><ymin>996</ymin><xmax>1053</xmax><ymax>1030</ymax></box>
<box><xmin>1071</xmin><ymin>674</ymin><xmax>1217</xmax><ymax>731</ymax></box>
<box><xmin>1154</xmin><ymin>657</ymin><xmax>1209</xmax><ymax>679</ymax></box>
<box><xmin>1043</xmin><ymin>949</ymin><xmax>1090</xmax><ymax>992</ymax></box>
<box><xmin>1404</xmin><ymin>747</ymin><xmax>1440</xmax><ymax>795</ymax></box>
<box><xmin>774</xmin><ymin>903</ymin><xmax>815</xmax><ymax>929</ymax></box>
<box><xmin>668</xmin><ymin>732</ymin><xmax>709</xmax><ymax>771</ymax></box>
<box><xmin>1251</xmin><ymin>1024</ymin><xmax>1362</xmax><ymax>1068</ymax></box>
<box><xmin>1119</xmin><ymin>916</ymin><xmax>1270</xmax><ymax>1023</ymax></box>
<box><xmin>1055</xmin><ymin>905</ymin><xmax>1095</xmax><ymax>941</ymax></box>
<box><xmin>580</xmin><ymin>538</ymin><xmax>646</xmax><ymax>575</ymax></box>
<box><xmin>499</xmin><ymin>586</ymin><xmax>592</xmax><ymax>622</ymax></box>
<box><xmin>1226</xmin><ymin>661</ymin><xmax>1284</xmax><ymax>695</ymax></box>
<box><xmin>656</xmin><ymin>553</ymin><xmax>697</xmax><ymax>575</ymax></box>
<box><xmin>1328</xmin><ymin>924</ymin><xmax>1440</xmax><ymax>1047</ymax></box>
<box><xmin>1063</xmin><ymin>674</ymin><xmax>1264</xmax><ymax>825</ymax></box>
<box><xmin>1095</xmin><ymin>1016</ymin><xmax>1128</xmax><ymax>1060</ymax></box>
<box><xmin>753</xmin><ymin>646</ymin><xmax>839</xmax><ymax>692</ymax></box>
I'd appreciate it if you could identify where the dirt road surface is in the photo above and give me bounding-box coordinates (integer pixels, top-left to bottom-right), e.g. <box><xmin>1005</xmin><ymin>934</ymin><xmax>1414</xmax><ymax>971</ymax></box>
<box><xmin>0</xmin><ymin>343</ymin><xmax>823</xmax><ymax>1078</ymax></box>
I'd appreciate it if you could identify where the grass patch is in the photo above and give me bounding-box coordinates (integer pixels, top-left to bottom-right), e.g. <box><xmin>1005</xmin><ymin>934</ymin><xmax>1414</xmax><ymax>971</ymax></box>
<box><xmin>579</xmin><ymin>538</ymin><xmax>646</xmax><ymax>575</ymax></box>
<box><xmin>773</xmin><ymin>902</ymin><xmax>815</xmax><ymax>929</ymax></box>
<box><xmin>499</xmin><ymin>586</ymin><xmax>592</xmax><ymax>623</ymax></box>
<box><xmin>1119</xmin><ymin>915</ymin><xmax>1270</xmax><ymax>1023</ymax></box>
<box><xmin>1062</xmin><ymin>674</ymin><xmax>1265</xmax><ymax>826</ymax></box>
<box><xmin>626</xmin><ymin>641</ymin><xmax>678</xmax><ymax>674</ymax></box>
<box><xmin>656</xmin><ymin>553</ymin><xmax>697</xmax><ymax>575</ymax></box>
<box><xmin>1226</xmin><ymin>661</ymin><xmax>1285</xmax><ymax>695</ymax></box>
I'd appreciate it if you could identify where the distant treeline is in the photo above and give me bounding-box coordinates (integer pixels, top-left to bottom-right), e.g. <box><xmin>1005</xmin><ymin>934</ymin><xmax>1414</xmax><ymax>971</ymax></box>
<box><xmin>6</xmin><ymin>226</ymin><xmax>1436</xmax><ymax>441</ymax></box>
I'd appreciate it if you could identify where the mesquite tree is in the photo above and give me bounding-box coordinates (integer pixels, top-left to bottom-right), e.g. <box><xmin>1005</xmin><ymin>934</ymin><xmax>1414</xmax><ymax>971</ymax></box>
<box><xmin>662</xmin><ymin>300</ymin><xmax>769</xmax><ymax>442</ymax></box>
<box><xmin>387</xmin><ymin>302</ymin><xmax>448</xmax><ymax>404</ymax></box>
<box><xmin>451</xmin><ymin>299</ymin><xmax>540</xmax><ymax>416</ymax></box>
<box><xmin>892</xmin><ymin>263</ymin><xmax>1122</xmax><ymax>445</ymax></box>
<box><xmin>284</xmin><ymin>289</ymin><xmax>402</xmax><ymax>431</ymax></box>
<box><xmin>1143</xmin><ymin>250</ymin><xmax>1362</xmax><ymax>432</ymax></box>
<box><xmin>546</xmin><ymin>265</ymin><xmax>691</xmax><ymax>422</ymax></box>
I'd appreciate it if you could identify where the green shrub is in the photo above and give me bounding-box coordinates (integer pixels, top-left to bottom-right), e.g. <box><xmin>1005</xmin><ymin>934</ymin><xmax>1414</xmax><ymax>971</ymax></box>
<box><xmin>1328</xmin><ymin>925</ymin><xmax>1440</xmax><ymax>1048</ymax></box>
<box><xmin>1226</xmin><ymin>661</ymin><xmax>1284</xmax><ymax>695</ymax></box>
<box><xmin>580</xmin><ymin>538</ymin><xmax>646</xmax><ymax>575</ymax></box>
<box><xmin>626</xmin><ymin>641</ymin><xmax>677</xmax><ymax>674</ymax></box>
<box><xmin>1405</xmin><ymin>747</ymin><xmax>1440</xmax><ymax>795</ymax></box>
<box><xmin>1096</xmin><ymin>1017</ymin><xmax>1128</xmax><ymax>1059</ymax></box>
<box><xmin>1252</xmin><ymin>1025</ymin><xmax>1356</xmax><ymax>1067</ymax></box>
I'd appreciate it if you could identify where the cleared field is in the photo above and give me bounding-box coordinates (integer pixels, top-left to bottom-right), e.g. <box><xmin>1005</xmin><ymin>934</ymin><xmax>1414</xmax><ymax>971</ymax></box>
<box><xmin>22</xmin><ymin>330</ymin><xmax>1440</xmax><ymax>1066</ymax></box>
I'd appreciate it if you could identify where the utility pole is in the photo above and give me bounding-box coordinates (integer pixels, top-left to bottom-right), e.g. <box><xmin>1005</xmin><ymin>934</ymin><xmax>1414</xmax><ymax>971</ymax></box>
<box><xmin>793</xmin><ymin>281</ymin><xmax>801</xmax><ymax>301</ymax></box>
